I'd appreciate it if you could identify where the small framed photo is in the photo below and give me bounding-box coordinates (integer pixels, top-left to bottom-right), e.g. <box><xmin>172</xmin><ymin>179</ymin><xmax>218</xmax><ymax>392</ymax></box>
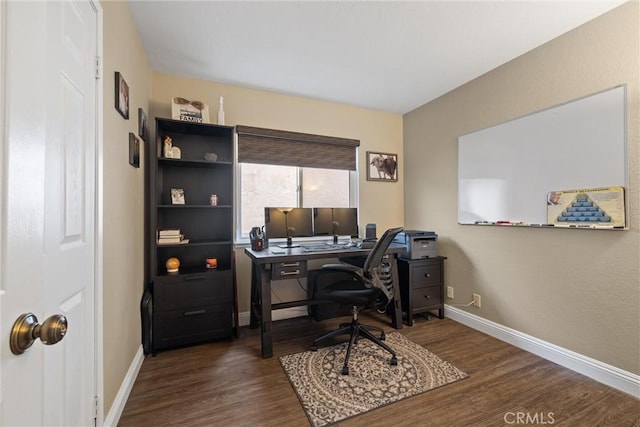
<box><xmin>138</xmin><ymin>108</ymin><xmax>148</xmax><ymax>141</ymax></box>
<box><xmin>366</xmin><ymin>151</ymin><xmax>398</xmax><ymax>182</ymax></box>
<box><xmin>115</xmin><ymin>72</ymin><xmax>129</xmax><ymax>119</ymax></box>
<box><xmin>171</xmin><ymin>188</ymin><xmax>185</xmax><ymax>205</ymax></box>
<box><xmin>128</xmin><ymin>133</ymin><xmax>140</xmax><ymax>168</ymax></box>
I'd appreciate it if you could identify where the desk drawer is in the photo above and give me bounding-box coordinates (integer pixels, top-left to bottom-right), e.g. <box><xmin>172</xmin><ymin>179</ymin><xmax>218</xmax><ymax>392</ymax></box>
<box><xmin>272</xmin><ymin>260</ymin><xmax>307</xmax><ymax>280</ymax></box>
<box><xmin>154</xmin><ymin>271</ymin><xmax>232</xmax><ymax>311</ymax></box>
<box><xmin>412</xmin><ymin>264</ymin><xmax>441</xmax><ymax>287</ymax></box>
<box><xmin>412</xmin><ymin>286</ymin><xmax>442</xmax><ymax>311</ymax></box>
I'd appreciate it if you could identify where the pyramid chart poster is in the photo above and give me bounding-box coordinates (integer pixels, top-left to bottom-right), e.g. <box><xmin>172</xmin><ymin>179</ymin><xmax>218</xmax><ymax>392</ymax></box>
<box><xmin>547</xmin><ymin>186</ymin><xmax>625</xmax><ymax>228</ymax></box>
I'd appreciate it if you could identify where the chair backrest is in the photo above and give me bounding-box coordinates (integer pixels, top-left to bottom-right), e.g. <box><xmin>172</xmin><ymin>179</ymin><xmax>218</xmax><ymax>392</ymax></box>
<box><xmin>362</xmin><ymin>227</ymin><xmax>404</xmax><ymax>277</ymax></box>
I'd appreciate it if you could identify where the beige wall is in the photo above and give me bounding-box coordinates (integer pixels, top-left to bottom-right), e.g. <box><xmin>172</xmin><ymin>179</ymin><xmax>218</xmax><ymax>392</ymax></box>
<box><xmin>150</xmin><ymin>73</ymin><xmax>404</xmax><ymax>313</ymax></box>
<box><xmin>100</xmin><ymin>3</ymin><xmax>402</xmax><ymax>414</ymax></box>
<box><xmin>404</xmin><ymin>2</ymin><xmax>639</xmax><ymax>374</ymax></box>
<box><xmin>101</xmin><ymin>1</ymin><xmax>638</xmax><ymax>418</ymax></box>
<box><xmin>102</xmin><ymin>0</ymin><xmax>151</xmax><ymax>415</ymax></box>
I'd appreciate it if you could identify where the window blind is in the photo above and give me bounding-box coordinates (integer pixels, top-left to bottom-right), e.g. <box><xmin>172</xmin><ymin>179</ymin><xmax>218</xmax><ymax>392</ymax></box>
<box><xmin>236</xmin><ymin>125</ymin><xmax>360</xmax><ymax>171</ymax></box>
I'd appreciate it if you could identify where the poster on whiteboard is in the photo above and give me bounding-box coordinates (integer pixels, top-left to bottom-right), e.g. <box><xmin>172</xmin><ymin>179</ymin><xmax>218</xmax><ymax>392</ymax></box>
<box><xmin>547</xmin><ymin>186</ymin><xmax>625</xmax><ymax>228</ymax></box>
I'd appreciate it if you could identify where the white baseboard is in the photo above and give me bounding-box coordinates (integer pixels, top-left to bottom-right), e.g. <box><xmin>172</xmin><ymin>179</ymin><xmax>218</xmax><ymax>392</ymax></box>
<box><xmin>445</xmin><ymin>305</ymin><xmax>640</xmax><ymax>398</ymax></box>
<box><xmin>102</xmin><ymin>345</ymin><xmax>145</xmax><ymax>427</ymax></box>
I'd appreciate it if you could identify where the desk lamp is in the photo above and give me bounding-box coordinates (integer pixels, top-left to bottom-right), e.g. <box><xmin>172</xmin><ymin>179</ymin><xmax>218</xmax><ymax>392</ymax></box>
<box><xmin>277</xmin><ymin>208</ymin><xmax>297</xmax><ymax>248</ymax></box>
<box><xmin>331</xmin><ymin>220</ymin><xmax>340</xmax><ymax>244</ymax></box>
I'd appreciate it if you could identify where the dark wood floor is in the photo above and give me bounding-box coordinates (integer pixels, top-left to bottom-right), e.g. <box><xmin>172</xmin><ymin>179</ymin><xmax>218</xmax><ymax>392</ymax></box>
<box><xmin>119</xmin><ymin>313</ymin><xmax>640</xmax><ymax>426</ymax></box>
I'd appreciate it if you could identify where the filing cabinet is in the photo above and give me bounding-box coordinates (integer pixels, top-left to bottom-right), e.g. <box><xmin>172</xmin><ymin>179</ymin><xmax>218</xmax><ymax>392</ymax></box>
<box><xmin>152</xmin><ymin>270</ymin><xmax>233</xmax><ymax>352</ymax></box>
<box><xmin>398</xmin><ymin>256</ymin><xmax>446</xmax><ymax>326</ymax></box>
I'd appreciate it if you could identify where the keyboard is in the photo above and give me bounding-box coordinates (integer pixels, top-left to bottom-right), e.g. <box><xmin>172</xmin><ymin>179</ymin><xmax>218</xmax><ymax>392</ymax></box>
<box><xmin>301</xmin><ymin>243</ymin><xmax>352</xmax><ymax>252</ymax></box>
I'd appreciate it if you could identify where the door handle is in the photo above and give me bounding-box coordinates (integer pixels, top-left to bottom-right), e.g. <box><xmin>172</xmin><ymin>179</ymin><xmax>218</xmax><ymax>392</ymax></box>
<box><xmin>9</xmin><ymin>313</ymin><xmax>68</xmax><ymax>355</ymax></box>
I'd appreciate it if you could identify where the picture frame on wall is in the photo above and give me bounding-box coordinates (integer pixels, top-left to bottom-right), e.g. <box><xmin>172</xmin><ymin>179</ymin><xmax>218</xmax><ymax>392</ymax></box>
<box><xmin>115</xmin><ymin>72</ymin><xmax>129</xmax><ymax>119</ymax></box>
<box><xmin>138</xmin><ymin>108</ymin><xmax>148</xmax><ymax>141</ymax></box>
<box><xmin>366</xmin><ymin>151</ymin><xmax>398</xmax><ymax>182</ymax></box>
<box><xmin>129</xmin><ymin>133</ymin><xmax>140</xmax><ymax>168</ymax></box>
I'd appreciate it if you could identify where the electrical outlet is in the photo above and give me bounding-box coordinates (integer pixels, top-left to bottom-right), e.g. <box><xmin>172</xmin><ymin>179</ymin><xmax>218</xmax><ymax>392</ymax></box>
<box><xmin>447</xmin><ymin>286</ymin><xmax>454</xmax><ymax>299</ymax></box>
<box><xmin>473</xmin><ymin>293</ymin><xmax>481</xmax><ymax>308</ymax></box>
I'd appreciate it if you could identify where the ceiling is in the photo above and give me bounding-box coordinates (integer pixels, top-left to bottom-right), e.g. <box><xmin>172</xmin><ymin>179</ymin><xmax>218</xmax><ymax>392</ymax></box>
<box><xmin>127</xmin><ymin>1</ymin><xmax>626</xmax><ymax>114</ymax></box>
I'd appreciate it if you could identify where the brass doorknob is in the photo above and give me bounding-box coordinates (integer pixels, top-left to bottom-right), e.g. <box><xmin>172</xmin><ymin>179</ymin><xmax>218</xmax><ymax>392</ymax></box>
<box><xmin>9</xmin><ymin>313</ymin><xmax>68</xmax><ymax>355</ymax></box>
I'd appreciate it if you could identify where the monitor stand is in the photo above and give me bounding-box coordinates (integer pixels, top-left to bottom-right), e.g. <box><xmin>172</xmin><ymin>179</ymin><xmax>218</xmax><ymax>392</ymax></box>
<box><xmin>277</xmin><ymin>236</ymin><xmax>299</xmax><ymax>249</ymax></box>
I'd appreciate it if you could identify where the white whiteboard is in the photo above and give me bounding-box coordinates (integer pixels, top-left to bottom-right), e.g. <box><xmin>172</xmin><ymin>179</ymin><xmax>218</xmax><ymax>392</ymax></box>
<box><xmin>458</xmin><ymin>85</ymin><xmax>626</xmax><ymax>225</ymax></box>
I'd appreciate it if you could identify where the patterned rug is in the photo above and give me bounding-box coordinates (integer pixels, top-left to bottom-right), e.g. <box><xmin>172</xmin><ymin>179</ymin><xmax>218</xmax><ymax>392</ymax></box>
<box><xmin>280</xmin><ymin>332</ymin><xmax>468</xmax><ymax>427</ymax></box>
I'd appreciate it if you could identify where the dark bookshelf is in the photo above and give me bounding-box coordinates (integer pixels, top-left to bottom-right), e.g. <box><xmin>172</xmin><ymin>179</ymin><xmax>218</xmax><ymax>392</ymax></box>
<box><xmin>146</xmin><ymin>118</ymin><xmax>236</xmax><ymax>354</ymax></box>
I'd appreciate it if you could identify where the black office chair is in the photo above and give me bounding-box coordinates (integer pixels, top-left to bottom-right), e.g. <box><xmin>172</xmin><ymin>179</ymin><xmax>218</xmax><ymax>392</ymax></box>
<box><xmin>310</xmin><ymin>226</ymin><xmax>404</xmax><ymax>375</ymax></box>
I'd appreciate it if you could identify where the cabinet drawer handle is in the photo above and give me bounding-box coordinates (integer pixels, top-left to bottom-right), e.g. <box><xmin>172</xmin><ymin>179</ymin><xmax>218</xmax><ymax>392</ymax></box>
<box><xmin>424</xmin><ymin>295</ymin><xmax>431</xmax><ymax>299</ymax></box>
<box><xmin>280</xmin><ymin>270</ymin><xmax>300</xmax><ymax>276</ymax></box>
<box><xmin>280</xmin><ymin>262</ymin><xmax>299</xmax><ymax>268</ymax></box>
<box><xmin>425</xmin><ymin>273</ymin><xmax>431</xmax><ymax>278</ymax></box>
<box><xmin>184</xmin><ymin>309</ymin><xmax>206</xmax><ymax>316</ymax></box>
<box><xmin>184</xmin><ymin>274</ymin><xmax>206</xmax><ymax>281</ymax></box>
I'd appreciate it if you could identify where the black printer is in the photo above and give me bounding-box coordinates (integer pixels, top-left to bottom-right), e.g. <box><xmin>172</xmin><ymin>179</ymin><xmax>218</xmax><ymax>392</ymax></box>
<box><xmin>393</xmin><ymin>230</ymin><xmax>438</xmax><ymax>259</ymax></box>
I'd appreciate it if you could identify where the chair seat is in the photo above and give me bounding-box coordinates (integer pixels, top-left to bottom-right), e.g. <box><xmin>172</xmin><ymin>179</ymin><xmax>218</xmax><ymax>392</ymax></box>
<box><xmin>315</xmin><ymin>279</ymin><xmax>379</xmax><ymax>306</ymax></box>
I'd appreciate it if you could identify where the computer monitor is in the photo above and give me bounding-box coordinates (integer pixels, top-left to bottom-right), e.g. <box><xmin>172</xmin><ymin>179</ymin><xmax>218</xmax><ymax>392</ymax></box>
<box><xmin>264</xmin><ymin>207</ymin><xmax>314</xmax><ymax>248</ymax></box>
<box><xmin>313</xmin><ymin>208</ymin><xmax>358</xmax><ymax>244</ymax></box>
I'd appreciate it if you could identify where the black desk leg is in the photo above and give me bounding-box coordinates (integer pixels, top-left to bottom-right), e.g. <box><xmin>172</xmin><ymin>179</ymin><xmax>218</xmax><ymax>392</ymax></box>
<box><xmin>249</xmin><ymin>263</ymin><xmax>259</xmax><ymax>329</ymax></box>
<box><xmin>390</xmin><ymin>255</ymin><xmax>403</xmax><ymax>330</ymax></box>
<box><xmin>259</xmin><ymin>266</ymin><xmax>273</xmax><ymax>358</ymax></box>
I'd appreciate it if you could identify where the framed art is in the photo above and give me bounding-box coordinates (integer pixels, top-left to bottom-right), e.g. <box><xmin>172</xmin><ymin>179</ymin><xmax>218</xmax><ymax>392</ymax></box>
<box><xmin>115</xmin><ymin>72</ymin><xmax>129</xmax><ymax>119</ymax></box>
<box><xmin>138</xmin><ymin>108</ymin><xmax>148</xmax><ymax>140</ymax></box>
<box><xmin>366</xmin><ymin>151</ymin><xmax>398</xmax><ymax>182</ymax></box>
<box><xmin>129</xmin><ymin>133</ymin><xmax>140</xmax><ymax>168</ymax></box>
<box><xmin>171</xmin><ymin>188</ymin><xmax>185</xmax><ymax>205</ymax></box>
<box><xmin>171</xmin><ymin>96</ymin><xmax>210</xmax><ymax>123</ymax></box>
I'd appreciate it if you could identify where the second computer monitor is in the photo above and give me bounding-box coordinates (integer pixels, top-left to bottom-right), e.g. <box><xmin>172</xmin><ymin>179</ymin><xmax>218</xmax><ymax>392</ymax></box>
<box><xmin>313</xmin><ymin>208</ymin><xmax>358</xmax><ymax>243</ymax></box>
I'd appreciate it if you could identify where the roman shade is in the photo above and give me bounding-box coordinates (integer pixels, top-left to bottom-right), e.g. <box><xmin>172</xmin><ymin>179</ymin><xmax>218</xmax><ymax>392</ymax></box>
<box><xmin>236</xmin><ymin>125</ymin><xmax>360</xmax><ymax>171</ymax></box>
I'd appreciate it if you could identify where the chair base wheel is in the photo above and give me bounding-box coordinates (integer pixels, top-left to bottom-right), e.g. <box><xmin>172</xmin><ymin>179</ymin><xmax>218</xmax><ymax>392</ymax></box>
<box><xmin>390</xmin><ymin>356</ymin><xmax>398</xmax><ymax>366</ymax></box>
<box><xmin>341</xmin><ymin>366</ymin><xmax>349</xmax><ymax>375</ymax></box>
<box><xmin>310</xmin><ymin>345</ymin><xmax>318</xmax><ymax>352</ymax></box>
<box><xmin>380</xmin><ymin>332</ymin><xmax>386</xmax><ymax>341</ymax></box>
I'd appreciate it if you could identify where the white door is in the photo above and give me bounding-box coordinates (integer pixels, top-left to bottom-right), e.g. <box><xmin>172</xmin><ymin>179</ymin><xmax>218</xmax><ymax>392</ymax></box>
<box><xmin>0</xmin><ymin>1</ymin><xmax>99</xmax><ymax>425</ymax></box>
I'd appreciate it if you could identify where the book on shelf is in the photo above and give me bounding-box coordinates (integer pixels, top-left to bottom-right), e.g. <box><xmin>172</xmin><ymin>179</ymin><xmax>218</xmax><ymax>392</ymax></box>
<box><xmin>157</xmin><ymin>235</ymin><xmax>188</xmax><ymax>245</ymax></box>
<box><xmin>158</xmin><ymin>229</ymin><xmax>181</xmax><ymax>238</ymax></box>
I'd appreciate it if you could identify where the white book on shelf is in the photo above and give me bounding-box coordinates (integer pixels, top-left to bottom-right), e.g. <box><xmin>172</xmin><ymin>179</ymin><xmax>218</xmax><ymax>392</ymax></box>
<box><xmin>158</xmin><ymin>229</ymin><xmax>181</xmax><ymax>237</ymax></box>
<box><xmin>157</xmin><ymin>234</ymin><xmax>184</xmax><ymax>244</ymax></box>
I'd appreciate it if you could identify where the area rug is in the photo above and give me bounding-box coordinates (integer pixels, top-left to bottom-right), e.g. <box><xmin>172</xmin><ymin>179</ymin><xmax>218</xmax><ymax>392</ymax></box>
<box><xmin>279</xmin><ymin>332</ymin><xmax>468</xmax><ymax>427</ymax></box>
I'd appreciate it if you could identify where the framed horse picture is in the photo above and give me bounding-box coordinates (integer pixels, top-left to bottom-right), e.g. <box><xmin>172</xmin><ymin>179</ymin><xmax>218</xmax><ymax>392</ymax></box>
<box><xmin>366</xmin><ymin>151</ymin><xmax>398</xmax><ymax>182</ymax></box>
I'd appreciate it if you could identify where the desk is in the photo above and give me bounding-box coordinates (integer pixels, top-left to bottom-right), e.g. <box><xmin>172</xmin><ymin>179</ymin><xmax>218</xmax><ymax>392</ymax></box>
<box><xmin>245</xmin><ymin>244</ymin><xmax>405</xmax><ymax>358</ymax></box>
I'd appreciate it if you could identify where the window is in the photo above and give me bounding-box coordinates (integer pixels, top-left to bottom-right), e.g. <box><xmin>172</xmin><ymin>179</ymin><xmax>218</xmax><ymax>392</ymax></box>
<box><xmin>237</xmin><ymin>164</ymin><xmax>356</xmax><ymax>241</ymax></box>
<box><xmin>235</xmin><ymin>125</ymin><xmax>360</xmax><ymax>242</ymax></box>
